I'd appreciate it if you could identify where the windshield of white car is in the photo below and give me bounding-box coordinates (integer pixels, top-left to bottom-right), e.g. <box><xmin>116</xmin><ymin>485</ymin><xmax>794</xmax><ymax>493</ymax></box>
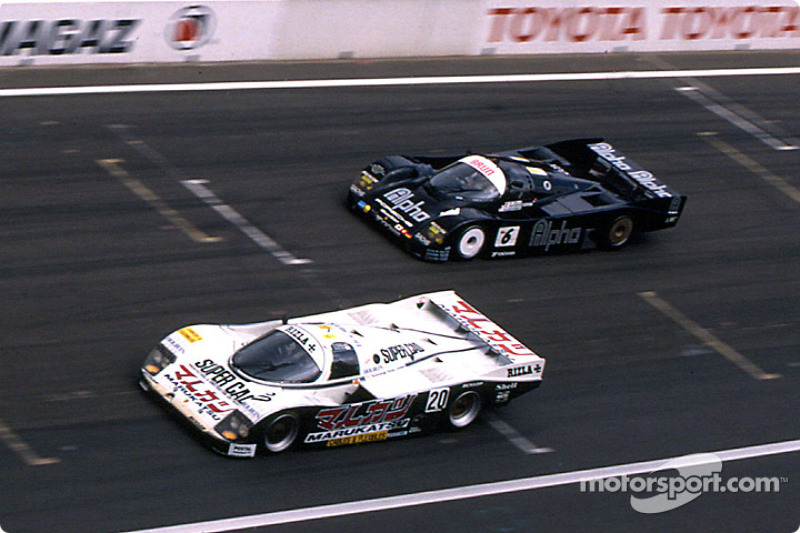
<box><xmin>427</xmin><ymin>162</ymin><xmax>502</xmax><ymax>202</ymax></box>
<box><xmin>232</xmin><ymin>330</ymin><xmax>322</xmax><ymax>383</ymax></box>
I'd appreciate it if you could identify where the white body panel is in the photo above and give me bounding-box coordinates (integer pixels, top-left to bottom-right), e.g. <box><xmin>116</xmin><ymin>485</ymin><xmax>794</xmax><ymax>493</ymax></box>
<box><xmin>140</xmin><ymin>291</ymin><xmax>545</xmax><ymax>456</ymax></box>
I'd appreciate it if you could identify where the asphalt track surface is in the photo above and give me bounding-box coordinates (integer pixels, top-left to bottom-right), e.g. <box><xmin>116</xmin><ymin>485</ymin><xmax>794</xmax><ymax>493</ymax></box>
<box><xmin>1</xmin><ymin>51</ymin><xmax>799</xmax><ymax>533</ymax></box>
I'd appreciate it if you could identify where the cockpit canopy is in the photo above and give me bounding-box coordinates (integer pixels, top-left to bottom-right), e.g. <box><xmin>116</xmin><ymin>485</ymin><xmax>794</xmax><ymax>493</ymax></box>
<box><xmin>230</xmin><ymin>325</ymin><xmax>360</xmax><ymax>383</ymax></box>
<box><xmin>427</xmin><ymin>155</ymin><xmax>507</xmax><ymax>202</ymax></box>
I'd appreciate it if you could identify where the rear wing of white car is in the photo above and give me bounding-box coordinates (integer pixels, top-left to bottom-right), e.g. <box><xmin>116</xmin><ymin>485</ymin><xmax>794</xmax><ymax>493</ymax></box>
<box><xmin>426</xmin><ymin>291</ymin><xmax>543</xmax><ymax>361</ymax></box>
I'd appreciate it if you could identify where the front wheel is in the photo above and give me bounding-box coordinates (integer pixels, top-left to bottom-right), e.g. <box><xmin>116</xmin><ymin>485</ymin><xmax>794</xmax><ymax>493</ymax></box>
<box><xmin>599</xmin><ymin>215</ymin><xmax>634</xmax><ymax>250</ymax></box>
<box><xmin>454</xmin><ymin>226</ymin><xmax>486</xmax><ymax>260</ymax></box>
<box><xmin>447</xmin><ymin>391</ymin><xmax>482</xmax><ymax>429</ymax></box>
<box><xmin>261</xmin><ymin>412</ymin><xmax>300</xmax><ymax>453</ymax></box>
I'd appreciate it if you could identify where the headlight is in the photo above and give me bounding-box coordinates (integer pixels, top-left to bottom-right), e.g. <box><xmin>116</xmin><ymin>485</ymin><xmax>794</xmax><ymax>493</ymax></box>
<box><xmin>215</xmin><ymin>411</ymin><xmax>253</xmax><ymax>441</ymax></box>
<box><xmin>424</xmin><ymin>221</ymin><xmax>447</xmax><ymax>245</ymax></box>
<box><xmin>143</xmin><ymin>345</ymin><xmax>176</xmax><ymax>375</ymax></box>
<box><xmin>356</xmin><ymin>171</ymin><xmax>378</xmax><ymax>192</ymax></box>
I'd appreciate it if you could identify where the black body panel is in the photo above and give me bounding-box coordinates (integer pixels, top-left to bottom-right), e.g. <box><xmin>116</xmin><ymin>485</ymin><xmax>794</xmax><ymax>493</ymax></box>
<box><xmin>348</xmin><ymin>139</ymin><xmax>687</xmax><ymax>262</ymax></box>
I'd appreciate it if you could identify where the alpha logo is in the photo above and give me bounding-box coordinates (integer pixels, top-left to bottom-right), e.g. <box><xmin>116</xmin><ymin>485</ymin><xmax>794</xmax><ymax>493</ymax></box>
<box><xmin>530</xmin><ymin>220</ymin><xmax>582</xmax><ymax>251</ymax></box>
<box><xmin>166</xmin><ymin>5</ymin><xmax>216</xmax><ymax>51</ymax></box>
<box><xmin>589</xmin><ymin>142</ymin><xmax>672</xmax><ymax>198</ymax></box>
<box><xmin>383</xmin><ymin>188</ymin><xmax>431</xmax><ymax>223</ymax></box>
<box><xmin>628</xmin><ymin>170</ymin><xmax>673</xmax><ymax>198</ymax></box>
<box><xmin>0</xmin><ymin>19</ymin><xmax>140</xmax><ymax>56</ymax></box>
<box><xmin>589</xmin><ymin>142</ymin><xmax>633</xmax><ymax>171</ymax></box>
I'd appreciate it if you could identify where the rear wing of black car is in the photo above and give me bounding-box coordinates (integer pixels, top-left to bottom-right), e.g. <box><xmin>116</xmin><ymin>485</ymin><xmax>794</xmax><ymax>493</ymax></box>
<box><xmin>545</xmin><ymin>139</ymin><xmax>682</xmax><ymax>204</ymax></box>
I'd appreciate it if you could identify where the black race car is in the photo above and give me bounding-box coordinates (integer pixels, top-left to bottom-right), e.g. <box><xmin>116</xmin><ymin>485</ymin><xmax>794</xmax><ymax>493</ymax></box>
<box><xmin>348</xmin><ymin>139</ymin><xmax>686</xmax><ymax>262</ymax></box>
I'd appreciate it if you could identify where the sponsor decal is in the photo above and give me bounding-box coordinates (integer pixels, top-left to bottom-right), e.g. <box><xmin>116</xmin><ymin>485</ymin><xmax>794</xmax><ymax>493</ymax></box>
<box><xmin>487</xmin><ymin>6</ymin><xmax>646</xmax><ymax>43</ymax></box>
<box><xmin>165</xmin><ymin>364</ymin><xmax>236</xmax><ymax>421</ymax></box>
<box><xmin>195</xmin><ymin>359</ymin><xmax>257</xmax><ymax>403</ymax></box>
<box><xmin>283</xmin><ymin>325</ymin><xmax>320</xmax><ymax>355</ymax></box>
<box><xmin>530</xmin><ymin>219</ymin><xmax>582</xmax><ymax>251</ymax></box>
<box><xmin>495</xmin><ymin>226</ymin><xmax>520</xmax><ymax>247</ymax></box>
<box><xmin>306</xmin><ymin>418</ymin><xmax>411</xmax><ymax>444</ymax></box>
<box><xmin>464</xmin><ymin>155</ymin><xmax>500</xmax><ymax>177</ymax></box>
<box><xmin>0</xmin><ymin>18</ymin><xmax>140</xmax><ymax>56</ymax></box>
<box><xmin>165</xmin><ymin>5</ymin><xmax>216</xmax><ymax>51</ymax></box>
<box><xmin>494</xmin><ymin>383</ymin><xmax>518</xmax><ymax>402</ymax></box>
<box><xmin>447</xmin><ymin>300</ymin><xmax>536</xmax><ymax>357</ymax></box>
<box><xmin>228</xmin><ymin>443</ymin><xmax>257</xmax><ymax>458</ymax></box>
<box><xmin>508</xmin><ymin>363</ymin><xmax>543</xmax><ymax>379</ymax></box>
<box><xmin>325</xmin><ymin>430</ymin><xmax>388</xmax><ymax>447</ymax></box>
<box><xmin>628</xmin><ymin>170</ymin><xmax>673</xmax><ymax>198</ymax></box>
<box><xmin>372</xmin><ymin>343</ymin><xmax>424</xmax><ymax>365</ymax></box>
<box><xmin>165</xmin><ymin>336</ymin><xmax>186</xmax><ymax>355</ymax></box>
<box><xmin>660</xmin><ymin>5</ymin><xmax>800</xmax><ymax>40</ymax></box>
<box><xmin>491</xmin><ymin>251</ymin><xmax>517</xmax><ymax>258</ymax></box>
<box><xmin>306</xmin><ymin>395</ymin><xmax>418</xmax><ymax>444</ymax></box>
<box><xmin>498</xmin><ymin>200</ymin><xmax>523</xmax><ymax>212</ymax></box>
<box><xmin>178</xmin><ymin>327</ymin><xmax>202</xmax><ymax>343</ymax></box>
<box><xmin>588</xmin><ymin>142</ymin><xmax>634</xmax><ymax>170</ymax></box>
<box><xmin>486</xmin><ymin>5</ymin><xmax>799</xmax><ymax>44</ymax></box>
<box><xmin>382</xmin><ymin>188</ymin><xmax>431</xmax><ymax>223</ymax></box>
<box><xmin>508</xmin><ymin>364</ymin><xmax>538</xmax><ymax>378</ymax></box>
<box><xmin>591</xmin><ymin>142</ymin><xmax>672</xmax><ymax>198</ymax></box>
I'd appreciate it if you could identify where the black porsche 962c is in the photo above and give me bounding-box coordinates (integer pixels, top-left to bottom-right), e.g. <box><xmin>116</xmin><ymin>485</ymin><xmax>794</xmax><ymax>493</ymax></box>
<box><xmin>348</xmin><ymin>139</ymin><xmax>687</xmax><ymax>262</ymax></box>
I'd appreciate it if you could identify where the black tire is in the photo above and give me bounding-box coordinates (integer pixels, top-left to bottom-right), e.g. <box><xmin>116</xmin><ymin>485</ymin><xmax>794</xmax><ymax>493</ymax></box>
<box><xmin>447</xmin><ymin>391</ymin><xmax>482</xmax><ymax>429</ymax></box>
<box><xmin>454</xmin><ymin>226</ymin><xmax>486</xmax><ymax>260</ymax></box>
<box><xmin>261</xmin><ymin>412</ymin><xmax>300</xmax><ymax>453</ymax></box>
<box><xmin>599</xmin><ymin>215</ymin><xmax>634</xmax><ymax>250</ymax></box>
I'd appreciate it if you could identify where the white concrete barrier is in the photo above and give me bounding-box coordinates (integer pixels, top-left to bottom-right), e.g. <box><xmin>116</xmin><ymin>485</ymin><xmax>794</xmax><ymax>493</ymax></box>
<box><xmin>1</xmin><ymin>0</ymin><xmax>798</xmax><ymax>67</ymax></box>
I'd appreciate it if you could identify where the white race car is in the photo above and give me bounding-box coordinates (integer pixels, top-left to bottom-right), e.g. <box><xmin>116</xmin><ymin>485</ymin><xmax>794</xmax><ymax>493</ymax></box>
<box><xmin>139</xmin><ymin>291</ymin><xmax>545</xmax><ymax>457</ymax></box>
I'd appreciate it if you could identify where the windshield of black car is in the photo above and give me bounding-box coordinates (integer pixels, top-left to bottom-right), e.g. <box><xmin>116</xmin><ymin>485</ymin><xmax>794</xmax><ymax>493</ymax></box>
<box><xmin>428</xmin><ymin>162</ymin><xmax>502</xmax><ymax>202</ymax></box>
<box><xmin>231</xmin><ymin>330</ymin><xmax>322</xmax><ymax>383</ymax></box>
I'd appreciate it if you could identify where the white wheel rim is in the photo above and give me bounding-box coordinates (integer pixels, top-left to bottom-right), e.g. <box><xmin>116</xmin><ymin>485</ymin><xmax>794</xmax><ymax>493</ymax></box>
<box><xmin>449</xmin><ymin>391</ymin><xmax>481</xmax><ymax>428</ymax></box>
<box><xmin>264</xmin><ymin>414</ymin><xmax>299</xmax><ymax>453</ymax></box>
<box><xmin>458</xmin><ymin>228</ymin><xmax>485</xmax><ymax>259</ymax></box>
<box><xmin>609</xmin><ymin>218</ymin><xmax>633</xmax><ymax>246</ymax></box>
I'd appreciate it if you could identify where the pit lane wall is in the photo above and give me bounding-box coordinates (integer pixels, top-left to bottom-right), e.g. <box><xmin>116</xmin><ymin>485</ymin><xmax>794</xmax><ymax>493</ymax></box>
<box><xmin>1</xmin><ymin>0</ymin><xmax>799</xmax><ymax>67</ymax></box>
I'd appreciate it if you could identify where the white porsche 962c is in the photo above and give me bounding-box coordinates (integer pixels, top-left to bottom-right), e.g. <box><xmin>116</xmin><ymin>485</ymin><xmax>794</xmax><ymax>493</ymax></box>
<box><xmin>140</xmin><ymin>290</ymin><xmax>545</xmax><ymax>457</ymax></box>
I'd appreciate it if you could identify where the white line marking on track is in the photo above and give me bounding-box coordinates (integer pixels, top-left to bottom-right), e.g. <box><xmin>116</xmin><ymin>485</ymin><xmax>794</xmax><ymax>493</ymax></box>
<box><xmin>485</xmin><ymin>412</ymin><xmax>553</xmax><ymax>454</ymax></box>
<box><xmin>700</xmin><ymin>133</ymin><xmax>800</xmax><ymax>205</ymax></box>
<box><xmin>117</xmin><ymin>438</ymin><xmax>800</xmax><ymax>533</ymax></box>
<box><xmin>104</xmin><ymin>125</ymin><xmax>311</xmax><ymax>266</ymax></box>
<box><xmin>677</xmin><ymin>87</ymin><xmax>797</xmax><ymax>151</ymax></box>
<box><xmin>96</xmin><ymin>159</ymin><xmax>221</xmax><ymax>244</ymax></box>
<box><xmin>1</xmin><ymin>67</ymin><xmax>799</xmax><ymax>98</ymax></box>
<box><xmin>639</xmin><ymin>291</ymin><xmax>781</xmax><ymax>381</ymax></box>
<box><xmin>182</xmin><ymin>180</ymin><xmax>312</xmax><ymax>265</ymax></box>
<box><xmin>643</xmin><ymin>56</ymin><xmax>798</xmax><ymax>151</ymax></box>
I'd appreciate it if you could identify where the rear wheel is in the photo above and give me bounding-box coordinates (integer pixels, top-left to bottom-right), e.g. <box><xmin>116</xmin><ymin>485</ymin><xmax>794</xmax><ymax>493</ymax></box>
<box><xmin>455</xmin><ymin>226</ymin><xmax>486</xmax><ymax>260</ymax></box>
<box><xmin>262</xmin><ymin>413</ymin><xmax>300</xmax><ymax>453</ymax></box>
<box><xmin>599</xmin><ymin>215</ymin><xmax>634</xmax><ymax>250</ymax></box>
<box><xmin>447</xmin><ymin>391</ymin><xmax>482</xmax><ymax>429</ymax></box>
